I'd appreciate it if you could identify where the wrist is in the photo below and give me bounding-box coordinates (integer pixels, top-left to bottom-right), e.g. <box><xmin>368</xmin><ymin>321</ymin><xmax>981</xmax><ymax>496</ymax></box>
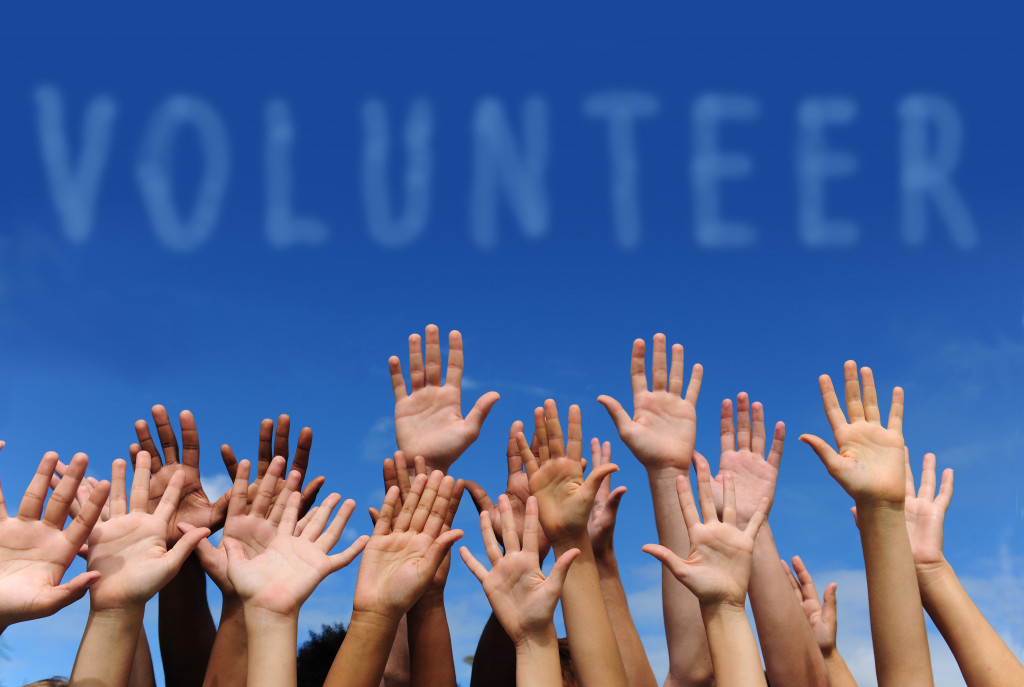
<box><xmin>552</xmin><ymin>533</ymin><xmax>591</xmax><ymax>556</ymax></box>
<box><xmin>594</xmin><ymin>547</ymin><xmax>618</xmax><ymax>573</ymax></box>
<box><xmin>916</xmin><ymin>557</ymin><xmax>953</xmax><ymax>590</ymax></box>
<box><xmin>699</xmin><ymin>598</ymin><xmax>748</xmax><ymax>622</ymax></box>
<box><xmin>88</xmin><ymin>605</ymin><xmax>146</xmax><ymax>624</ymax></box>
<box><xmin>410</xmin><ymin>589</ymin><xmax>445</xmax><ymax>616</ymax></box>
<box><xmin>512</xmin><ymin>623</ymin><xmax>559</xmax><ymax>653</ymax></box>
<box><xmin>647</xmin><ymin>465</ymin><xmax>688</xmax><ymax>485</ymax></box>
<box><xmin>243</xmin><ymin>603</ymin><xmax>299</xmax><ymax>628</ymax></box>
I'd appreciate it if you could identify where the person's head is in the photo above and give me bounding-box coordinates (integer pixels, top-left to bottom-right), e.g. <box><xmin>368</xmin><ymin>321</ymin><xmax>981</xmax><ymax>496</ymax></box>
<box><xmin>558</xmin><ymin>637</ymin><xmax>579</xmax><ymax>687</ymax></box>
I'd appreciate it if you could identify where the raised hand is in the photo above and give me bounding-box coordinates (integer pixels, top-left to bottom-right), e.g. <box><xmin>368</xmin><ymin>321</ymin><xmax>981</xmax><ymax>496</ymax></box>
<box><xmin>0</xmin><ymin>449</ymin><xmax>109</xmax><ymax>630</ymax></box>
<box><xmin>465</xmin><ymin>421</ymin><xmax>550</xmax><ymax>558</ymax></box>
<box><xmin>643</xmin><ymin>456</ymin><xmax>768</xmax><ymax>608</ymax></box>
<box><xmin>86</xmin><ymin>452</ymin><xmax>210</xmax><ymax>612</ymax></box>
<box><xmin>130</xmin><ymin>405</ymin><xmax>230</xmax><ymax>541</ymax></box>
<box><xmin>598</xmin><ymin>334</ymin><xmax>702</xmax><ymax>473</ymax></box>
<box><xmin>220</xmin><ymin>414</ymin><xmax>325</xmax><ymax>518</ymax></box>
<box><xmin>782</xmin><ymin>557</ymin><xmax>838</xmax><ymax>656</ymax></box>
<box><xmin>389</xmin><ymin>324</ymin><xmax>500</xmax><ymax>474</ymax></box>
<box><xmin>461</xmin><ymin>495</ymin><xmax>578</xmax><ymax>645</ymax></box>
<box><xmin>518</xmin><ymin>401</ymin><xmax>618</xmax><ymax>545</ymax></box>
<box><xmin>587</xmin><ymin>438</ymin><xmax>626</xmax><ymax>558</ymax></box>
<box><xmin>800</xmin><ymin>362</ymin><xmax>906</xmax><ymax>505</ymax></box>
<box><xmin>903</xmin><ymin>451</ymin><xmax>953</xmax><ymax>573</ymax></box>
<box><xmin>353</xmin><ymin>471</ymin><xmax>465</xmax><ymax>618</ymax></box>
<box><xmin>219</xmin><ymin>462</ymin><xmax>366</xmax><ymax>618</ymax></box>
<box><xmin>710</xmin><ymin>393</ymin><xmax>785</xmax><ymax>527</ymax></box>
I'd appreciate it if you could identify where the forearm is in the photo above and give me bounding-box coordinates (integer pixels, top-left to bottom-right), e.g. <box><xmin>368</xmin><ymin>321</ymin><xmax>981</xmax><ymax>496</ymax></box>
<box><xmin>700</xmin><ymin>603</ymin><xmax>766</xmax><ymax>687</ymax></box>
<box><xmin>407</xmin><ymin>592</ymin><xmax>457</xmax><ymax>687</ymax></box>
<box><xmin>857</xmin><ymin>503</ymin><xmax>933</xmax><ymax>687</ymax></box>
<box><xmin>514</xmin><ymin>626</ymin><xmax>563</xmax><ymax>687</ymax></box>
<box><xmin>595</xmin><ymin>551</ymin><xmax>658</xmax><ymax>687</ymax></box>
<box><xmin>822</xmin><ymin>649</ymin><xmax>859</xmax><ymax>687</ymax></box>
<box><xmin>917</xmin><ymin>559</ymin><xmax>1024</xmax><ymax>687</ymax></box>
<box><xmin>647</xmin><ymin>469</ymin><xmax>713</xmax><ymax>687</ymax></box>
<box><xmin>159</xmin><ymin>554</ymin><xmax>216</xmax><ymax>686</ymax></box>
<box><xmin>381</xmin><ymin>615</ymin><xmax>411</xmax><ymax>687</ymax></box>
<box><xmin>130</xmin><ymin>626</ymin><xmax>157</xmax><ymax>687</ymax></box>
<box><xmin>470</xmin><ymin>612</ymin><xmax>516</xmax><ymax>687</ymax></box>
<box><xmin>554</xmin><ymin>535</ymin><xmax>629</xmax><ymax>687</ymax></box>
<box><xmin>747</xmin><ymin>524</ymin><xmax>828</xmax><ymax>687</ymax></box>
<box><xmin>326</xmin><ymin>609</ymin><xmax>403</xmax><ymax>687</ymax></box>
<box><xmin>244</xmin><ymin>607</ymin><xmax>298</xmax><ymax>687</ymax></box>
<box><xmin>71</xmin><ymin>607</ymin><xmax>146</xmax><ymax>687</ymax></box>
<box><xmin>203</xmin><ymin>596</ymin><xmax>247</xmax><ymax>687</ymax></box>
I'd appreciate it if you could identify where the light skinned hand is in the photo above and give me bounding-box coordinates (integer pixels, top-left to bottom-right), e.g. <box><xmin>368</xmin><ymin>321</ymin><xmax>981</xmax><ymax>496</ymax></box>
<box><xmin>465</xmin><ymin>421</ymin><xmax>551</xmax><ymax>559</ymax></box>
<box><xmin>517</xmin><ymin>400</ymin><xmax>618</xmax><ymax>544</ymax></box>
<box><xmin>353</xmin><ymin>471</ymin><xmax>464</xmax><ymax>618</ymax></box>
<box><xmin>130</xmin><ymin>405</ymin><xmax>231</xmax><ymax>542</ymax></box>
<box><xmin>781</xmin><ymin>556</ymin><xmax>838</xmax><ymax>655</ymax></box>
<box><xmin>220</xmin><ymin>414</ymin><xmax>325</xmax><ymax>518</ymax></box>
<box><xmin>460</xmin><ymin>495</ymin><xmax>579</xmax><ymax>645</ymax></box>
<box><xmin>903</xmin><ymin>450</ymin><xmax>953</xmax><ymax>573</ymax></box>
<box><xmin>598</xmin><ymin>334</ymin><xmax>703</xmax><ymax>473</ymax></box>
<box><xmin>710</xmin><ymin>393</ymin><xmax>785</xmax><ymax>527</ymax></box>
<box><xmin>86</xmin><ymin>452</ymin><xmax>210</xmax><ymax>612</ymax></box>
<box><xmin>0</xmin><ymin>447</ymin><xmax>109</xmax><ymax>628</ymax></box>
<box><xmin>800</xmin><ymin>362</ymin><xmax>907</xmax><ymax>506</ymax></box>
<box><xmin>643</xmin><ymin>456</ymin><xmax>768</xmax><ymax>608</ymax></box>
<box><xmin>587</xmin><ymin>438</ymin><xmax>626</xmax><ymax>557</ymax></box>
<box><xmin>209</xmin><ymin>460</ymin><xmax>367</xmax><ymax>618</ymax></box>
<box><xmin>389</xmin><ymin>324</ymin><xmax>500</xmax><ymax>474</ymax></box>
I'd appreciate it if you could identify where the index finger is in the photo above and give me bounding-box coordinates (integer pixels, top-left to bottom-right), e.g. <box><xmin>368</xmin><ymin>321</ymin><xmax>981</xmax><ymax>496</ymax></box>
<box><xmin>274</xmin><ymin>414</ymin><xmax>291</xmax><ymax>464</ymax></box>
<box><xmin>543</xmin><ymin>400</ymin><xmax>565</xmax><ymax>459</ymax></box>
<box><xmin>180</xmin><ymin>410</ymin><xmax>199</xmax><ymax>468</ymax></box>
<box><xmin>152</xmin><ymin>405</ymin><xmax>180</xmax><ymax>465</ymax></box>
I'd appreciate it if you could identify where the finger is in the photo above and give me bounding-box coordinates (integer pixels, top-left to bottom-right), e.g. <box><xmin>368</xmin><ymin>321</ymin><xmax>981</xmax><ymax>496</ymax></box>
<box><xmin>410</xmin><ymin>471</ymin><xmax>444</xmax><ymax>533</ymax></box>
<box><xmin>842</xmin><ymin>361</ymin><xmax>865</xmax><ymax>422</ymax></box>
<box><xmin>129</xmin><ymin>452</ymin><xmax>152</xmax><ymax>514</ymax></box>
<box><xmin>693</xmin><ymin>454</ymin><xmax>717</xmax><ymax>523</ymax></box>
<box><xmin>591</xmin><ymin>439</ymin><xmax>609</xmax><ymax>502</ymax></box>
<box><xmin>422</xmin><ymin>475</ymin><xmax>454</xmax><ymax>537</ymax></box>
<box><xmin>652</xmin><ymin>333</ymin><xmax>668</xmax><ymax>391</ymax></box>
<box><xmin>251</xmin><ymin>456</ymin><xmax>287</xmax><ymax>518</ymax></box>
<box><xmin>227</xmin><ymin>460</ymin><xmax>252</xmax><ymax>519</ymax></box>
<box><xmin>722</xmin><ymin>471</ymin><xmax>737</xmax><ymax>526</ymax></box>
<box><xmin>299</xmin><ymin>476</ymin><xmax>326</xmax><ymax>517</ymax></box>
<box><xmin>744</xmin><ymin>497</ymin><xmax>770</xmax><ymax>538</ymax></box>
<box><xmin>566</xmin><ymin>405</ymin><xmax>583</xmax><ymax>462</ymax></box>
<box><xmin>544</xmin><ymin>400</ymin><xmax>565</xmax><ymax>459</ymax></box>
<box><xmin>408</xmin><ymin>332</ymin><xmax>425</xmax><ymax>391</ymax></box>
<box><xmin>465</xmin><ymin>392</ymin><xmax>500</xmax><ymax>434</ymax></box>
<box><xmin>751</xmin><ymin>401</ymin><xmax>766</xmax><ymax>456</ymax></box>
<box><xmin>373</xmin><ymin>486</ymin><xmax>401</xmax><ymax>536</ymax></box>
<box><xmin>154</xmin><ymin>471</ymin><xmax>187</xmax><ymax>522</ymax></box>
<box><xmin>630</xmin><ymin>338</ymin><xmax>648</xmax><ymax>395</ymax></box>
<box><xmin>480</xmin><ymin>511</ymin><xmax>503</xmax><ymax>564</ymax></box>
<box><xmin>302</xmin><ymin>492</ymin><xmax>340</xmax><ymax>541</ymax></box>
<box><xmin>735</xmin><ymin>393</ymin><xmax>752</xmax><ymax>451</ymax></box>
<box><xmin>464</xmin><ymin>480</ymin><xmax>495</xmax><ymax>516</ymax></box>
<box><xmin>299</xmin><ymin>505</ymin><xmax>321</xmax><ymax>536</ymax></box>
<box><xmin>919</xmin><ymin>452</ymin><xmax>937</xmax><ymax>500</ymax></box>
<box><xmin>817</xmin><ymin>374</ymin><xmax>848</xmax><ymax>434</ymax></box>
<box><xmin>389</xmin><ymin>356</ymin><xmax>409</xmax><ymax>400</ymax></box>
<box><xmin>424</xmin><ymin>324</ymin><xmax>443</xmax><ymax>387</ymax></box>
<box><xmin>274</xmin><ymin>414</ymin><xmax>291</xmax><ymax>464</ymax></box>
<box><xmin>506</xmin><ymin>421</ymin><xmax>525</xmax><ymax>475</ymax></box>
<box><xmin>18</xmin><ymin>452</ymin><xmax>60</xmax><ymax>520</ymax></box>
<box><xmin>180</xmin><ymin>522</ymin><xmax>223</xmax><ymax>572</ymax></box>
<box><xmin>642</xmin><ymin>543</ymin><xmax>687</xmax><ymax>580</ymax></box>
<box><xmin>684</xmin><ymin>363</ymin><xmax>703</xmax><ymax>404</ymax></box>
<box><xmin>394</xmin><ymin>473</ymin><xmax>428</xmax><ymax>533</ymax></box>
<box><xmin>291</xmin><ymin>426</ymin><xmax>312</xmax><ymax>481</ymax></box>
<box><xmin>44</xmin><ymin>452</ymin><xmax>88</xmax><ymax>528</ymax></box>
<box><xmin>597</xmin><ymin>398</ymin><xmax>631</xmax><ymax>443</ymax></box>
<box><xmin>498</xmin><ymin>494</ymin><xmax>520</xmax><ymax>552</ymax></box>
<box><xmin>888</xmin><ymin>387</ymin><xmax>904</xmax><ymax>434</ymax></box>
<box><xmin>582</xmin><ymin>463</ymin><xmax>619</xmax><ymax>505</ymax></box>
<box><xmin>905</xmin><ymin>448</ymin><xmax>916</xmax><ymax>499</ymax></box>
<box><xmin>781</xmin><ymin>559</ymin><xmax>801</xmax><ymax>595</ymax></box>
<box><xmin>394</xmin><ymin>451</ymin><xmax>412</xmax><ymax>501</ymax></box>
<box><xmin>257</xmin><ymin>418</ymin><xmax>274</xmax><ymax>478</ymax></box>
<box><xmin>444</xmin><ymin>479</ymin><xmax>464</xmax><ymax>530</ymax></box>
<box><xmin>675</xmin><ymin>473</ymin><xmax>700</xmax><ymax>531</ymax></box>
<box><xmin>460</xmin><ymin>546</ymin><xmax>490</xmax><ymax>583</ymax></box>
<box><xmin>668</xmin><ymin>343</ymin><xmax>685</xmax><ymax>395</ymax></box>
<box><xmin>533</xmin><ymin>408</ymin><xmax>549</xmax><ymax>464</ymax></box>
<box><xmin>766</xmin><ymin>422</ymin><xmax>785</xmax><ymax>470</ymax></box>
<box><xmin>792</xmin><ymin>555</ymin><xmax>820</xmax><ymax>603</ymax></box>
<box><xmin>823</xmin><ymin>582</ymin><xmax>838</xmax><ymax>626</ymax></box>
<box><xmin>328</xmin><ymin>534</ymin><xmax>369</xmax><ymax>571</ymax></box>
<box><xmin>133</xmin><ymin>418</ymin><xmax>162</xmax><ymax>470</ymax></box>
<box><xmin>546</xmin><ymin>548</ymin><xmax>580</xmax><ymax>593</ymax></box>
<box><xmin>605</xmin><ymin>486</ymin><xmax>627</xmax><ymax>517</ymax></box>
<box><xmin>720</xmin><ymin>399</ymin><xmax>735</xmax><ymax>455</ymax></box>
<box><xmin>799</xmin><ymin>434</ymin><xmax>841</xmax><ymax>475</ymax></box>
<box><xmin>42</xmin><ymin>571</ymin><xmax>101</xmax><ymax>614</ymax></box>
<box><xmin>422</xmin><ymin>529</ymin><xmax>464</xmax><ymax>573</ymax></box>
<box><xmin>109</xmin><ymin>459</ymin><xmax>129</xmax><ymax>517</ymax></box>
<box><xmin>64</xmin><ymin>480</ymin><xmax>110</xmax><ymax>549</ymax></box>
<box><xmin>522</xmin><ymin>495</ymin><xmax>540</xmax><ymax>553</ymax></box>
<box><xmin>152</xmin><ymin>405</ymin><xmax>180</xmax><ymax>465</ymax></box>
<box><xmin>165</xmin><ymin>526</ymin><xmax>212</xmax><ymax>571</ymax></box>
<box><xmin>936</xmin><ymin>467</ymin><xmax>954</xmax><ymax>508</ymax></box>
<box><xmin>861</xmin><ymin>367</ymin><xmax>881</xmax><ymax>423</ymax></box>
<box><xmin>517</xmin><ymin>433</ymin><xmax>540</xmax><ymax>478</ymax></box>
<box><xmin>220</xmin><ymin>444</ymin><xmax>239</xmax><ymax>481</ymax></box>
<box><xmin>268</xmin><ymin>469</ymin><xmax>302</xmax><ymax>527</ymax></box>
<box><xmin>445</xmin><ymin>329</ymin><xmax>464</xmax><ymax>388</ymax></box>
<box><xmin>180</xmin><ymin>410</ymin><xmax>200</xmax><ymax>468</ymax></box>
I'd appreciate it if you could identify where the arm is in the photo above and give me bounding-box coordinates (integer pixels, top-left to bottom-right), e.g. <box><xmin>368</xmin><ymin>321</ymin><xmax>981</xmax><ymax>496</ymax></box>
<box><xmin>801</xmin><ymin>362</ymin><xmax>933</xmax><ymax>687</ymax></box>
<box><xmin>71</xmin><ymin>453</ymin><xmax>210</xmax><ymax>687</ymax></box>
<box><xmin>598</xmin><ymin>335</ymin><xmax>712</xmax><ymax>687</ymax></box>
<box><xmin>904</xmin><ymin>452</ymin><xmax>1024</xmax><ymax>687</ymax></box>
<box><xmin>643</xmin><ymin>460</ymin><xmax>769</xmax><ymax>687</ymax></box>
<box><xmin>326</xmin><ymin>473</ymin><xmax>464</xmax><ymax>687</ymax></box>
<box><xmin>461</xmin><ymin>495</ymin><xmax>579</xmax><ymax>687</ymax></box>
<box><xmin>782</xmin><ymin>558</ymin><xmax>859</xmax><ymax>687</ymax></box>
<box><xmin>130</xmin><ymin>626</ymin><xmax>158</xmax><ymax>687</ymax></box>
<box><xmin>521</xmin><ymin>400</ymin><xmax>628</xmax><ymax>687</ymax></box>
<box><xmin>389</xmin><ymin>324</ymin><xmax>500</xmax><ymax>474</ymax></box>
<box><xmin>0</xmin><ymin>450</ymin><xmax>106</xmax><ymax>634</ymax></box>
<box><xmin>470</xmin><ymin>613</ymin><xmax>516</xmax><ymax>687</ymax></box>
<box><xmin>588</xmin><ymin>439</ymin><xmax>658</xmax><ymax>687</ymax></box>
<box><xmin>709</xmin><ymin>394</ymin><xmax>827</xmax><ymax>687</ymax></box>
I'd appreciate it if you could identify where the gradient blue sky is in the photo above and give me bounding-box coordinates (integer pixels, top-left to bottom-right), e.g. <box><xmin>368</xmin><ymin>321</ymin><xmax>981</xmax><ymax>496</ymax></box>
<box><xmin>0</xmin><ymin>1</ymin><xmax>1022</xmax><ymax>685</ymax></box>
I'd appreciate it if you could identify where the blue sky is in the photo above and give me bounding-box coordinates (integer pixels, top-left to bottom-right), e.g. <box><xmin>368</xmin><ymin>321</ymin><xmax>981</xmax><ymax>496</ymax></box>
<box><xmin>1</xmin><ymin>1</ymin><xmax>1023</xmax><ymax>685</ymax></box>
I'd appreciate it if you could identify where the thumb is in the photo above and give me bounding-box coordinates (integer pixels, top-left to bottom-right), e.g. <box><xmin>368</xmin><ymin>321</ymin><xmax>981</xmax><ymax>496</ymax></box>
<box><xmin>165</xmin><ymin>526</ymin><xmax>211</xmax><ymax>571</ymax></box>
<box><xmin>546</xmin><ymin>548</ymin><xmax>580</xmax><ymax>593</ymax></box>
<box><xmin>582</xmin><ymin>463</ymin><xmax>619</xmax><ymax>504</ymax></box>
<box><xmin>465</xmin><ymin>392</ymin><xmax>500</xmax><ymax>433</ymax></box>
<box><xmin>641</xmin><ymin>543</ymin><xmax>688</xmax><ymax>582</ymax></box>
<box><xmin>597</xmin><ymin>395</ymin><xmax>631</xmax><ymax>436</ymax></box>
<box><xmin>463</xmin><ymin>480</ymin><xmax>495</xmax><ymax>515</ymax></box>
<box><xmin>44</xmin><ymin>570</ymin><xmax>101</xmax><ymax>613</ymax></box>
<box><xmin>850</xmin><ymin>506</ymin><xmax>859</xmax><ymax>529</ymax></box>
<box><xmin>823</xmin><ymin>582</ymin><xmax>838</xmax><ymax>625</ymax></box>
<box><xmin>605</xmin><ymin>486</ymin><xmax>627</xmax><ymax>516</ymax></box>
<box><xmin>799</xmin><ymin>434</ymin><xmax>840</xmax><ymax>471</ymax></box>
